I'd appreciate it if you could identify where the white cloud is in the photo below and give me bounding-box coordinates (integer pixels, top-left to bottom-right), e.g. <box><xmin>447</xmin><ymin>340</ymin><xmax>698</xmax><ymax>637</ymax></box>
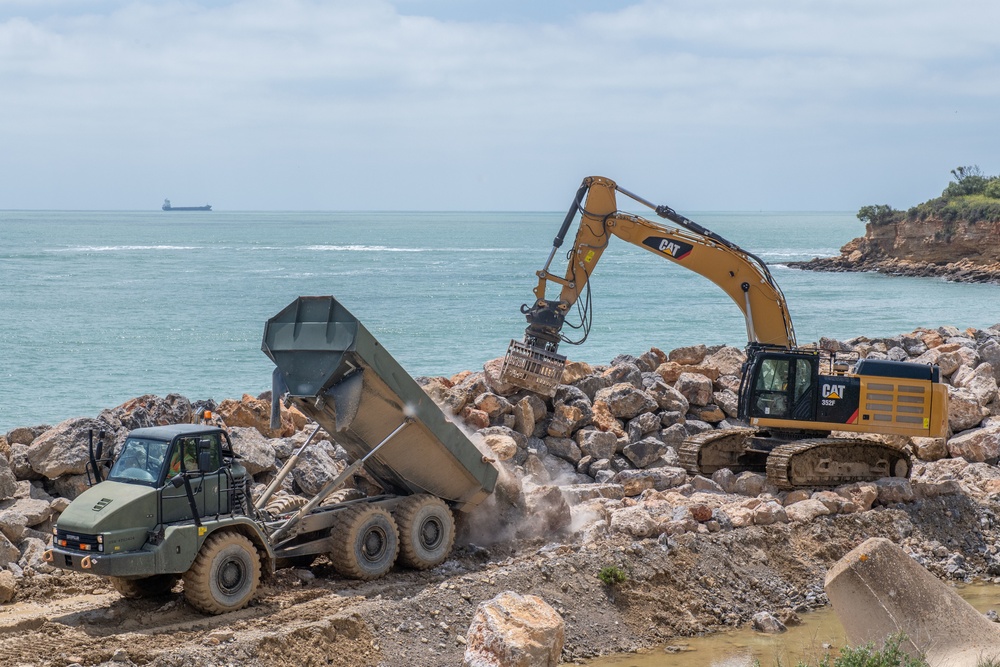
<box><xmin>1</xmin><ymin>0</ymin><xmax>998</xmax><ymax>209</ymax></box>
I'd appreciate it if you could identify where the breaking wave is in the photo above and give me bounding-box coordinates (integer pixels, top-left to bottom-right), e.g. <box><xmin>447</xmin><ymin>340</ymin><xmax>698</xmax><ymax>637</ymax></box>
<box><xmin>48</xmin><ymin>245</ymin><xmax>200</xmax><ymax>252</ymax></box>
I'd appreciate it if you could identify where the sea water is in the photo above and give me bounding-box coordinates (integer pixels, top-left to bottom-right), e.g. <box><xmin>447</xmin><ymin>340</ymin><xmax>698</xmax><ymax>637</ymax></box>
<box><xmin>3</xmin><ymin>209</ymin><xmax>999</xmax><ymax>431</ymax></box>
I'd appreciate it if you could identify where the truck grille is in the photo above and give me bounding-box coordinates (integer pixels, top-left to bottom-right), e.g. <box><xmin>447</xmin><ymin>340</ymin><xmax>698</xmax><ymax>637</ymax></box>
<box><xmin>54</xmin><ymin>529</ymin><xmax>103</xmax><ymax>552</ymax></box>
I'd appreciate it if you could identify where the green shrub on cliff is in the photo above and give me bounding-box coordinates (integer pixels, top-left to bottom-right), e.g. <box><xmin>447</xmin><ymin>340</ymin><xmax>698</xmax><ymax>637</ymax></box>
<box><xmin>857</xmin><ymin>204</ymin><xmax>902</xmax><ymax>227</ymax></box>
<box><xmin>942</xmin><ymin>165</ymin><xmax>992</xmax><ymax>198</ymax></box>
<box><xmin>859</xmin><ymin>166</ymin><xmax>1000</xmax><ymax>228</ymax></box>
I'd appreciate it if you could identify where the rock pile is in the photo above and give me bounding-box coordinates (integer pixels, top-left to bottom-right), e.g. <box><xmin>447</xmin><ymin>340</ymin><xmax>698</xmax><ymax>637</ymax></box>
<box><xmin>3</xmin><ymin>324</ymin><xmax>1000</xmax><ymax>602</ymax></box>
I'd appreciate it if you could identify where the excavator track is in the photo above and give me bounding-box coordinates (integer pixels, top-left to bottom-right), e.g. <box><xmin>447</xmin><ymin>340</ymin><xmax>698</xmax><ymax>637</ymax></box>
<box><xmin>765</xmin><ymin>438</ymin><xmax>912</xmax><ymax>490</ymax></box>
<box><xmin>679</xmin><ymin>427</ymin><xmax>758</xmax><ymax>476</ymax></box>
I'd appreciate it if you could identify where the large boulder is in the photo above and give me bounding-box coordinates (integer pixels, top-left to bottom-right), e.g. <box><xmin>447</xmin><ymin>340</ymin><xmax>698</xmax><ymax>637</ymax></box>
<box><xmin>623</xmin><ymin>438</ymin><xmax>668</xmax><ymax>469</ymax></box>
<box><xmin>512</xmin><ymin>398</ymin><xmax>536</xmax><ymax>437</ymax></box>
<box><xmin>978</xmin><ymin>339</ymin><xmax>1000</xmax><ymax>382</ymax></box>
<box><xmin>105</xmin><ymin>394</ymin><xmax>192</xmax><ymax>432</ymax></box>
<box><xmin>645</xmin><ymin>381</ymin><xmax>690</xmax><ymax>414</ymax></box>
<box><xmin>482</xmin><ymin>358</ymin><xmax>520</xmax><ymax>396</ymax></box>
<box><xmin>546</xmin><ymin>403</ymin><xmax>591</xmax><ymax>438</ymax></box>
<box><xmin>948</xmin><ymin>387</ymin><xmax>988</xmax><ymax>433</ymax></box>
<box><xmin>0</xmin><ymin>456</ymin><xmax>16</xmax><ymax>500</ymax></box>
<box><xmin>26</xmin><ymin>417</ymin><xmax>115</xmax><ymax>479</ymax></box>
<box><xmin>703</xmin><ymin>346</ymin><xmax>747</xmax><ymax>377</ymax></box>
<box><xmin>291</xmin><ymin>440</ymin><xmax>347</xmax><ymax>496</ymax></box>
<box><xmin>602</xmin><ymin>362</ymin><xmax>643</xmax><ymax>389</ymax></box>
<box><xmin>216</xmin><ymin>394</ymin><xmax>303</xmax><ymax>438</ymax></box>
<box><xmin>475</xmin><ymin>393</ymin><xmax>513</xmax><ymax>422</ymax></box>
<box><xmin>0</xmin><ymin>533</ymin><xmax>19</xmax><ymax>569</ymax></box>
<box><xmin>609</xmin><ymin>505</ymin><xmax>657</xmax><ymax>537</ymax></box>
<box><xmin>482</xmin><ymin>434</ymin><xmax>518</xmax><ymax>462</ymax></box>
<box><xmin>784</xmin><ymin>499</ymin><xmax>832</xmax><ymax>523</ymax></box>
<box><xmin>0</xmin><ymin>569</ymin><xmax>15</xmax><ymax>604</ymax></box>
<box><xmin>612</xmin><ymin>466</ymin><xmax>687</xmax><ymax>496</ymax></box>
<box><xmin>226</xmin><ymin>427</ymin><xmax>277</xmax><ymax>475</ymax></box>
<box><xmin>18</xmin><ymin>537</ymin><xmax>54</xmax><ymax>574</ymax></box>
<box><xmin>668</xmin><ymin>344</ymin><xmax>707</xmax><ymax>365</ymax></box>
<box><xmin>0</xmin><ymin>498</ymin><xmax>51</xmax><ymax>527</ymax></box>
<box><xmin>574</xmin><ymin>429</ymin><xmax>617</xmax><ymax>461</ymax></box>
<box><xmin>947</xmin><ymin>425</ymin><xmax>1000</xmax><ymax>463</ymax></box>
<box><xmin>752</xmin><ymin>611</ymin><xmax>787</xmax><ymax>634</ymax></box>
<box><xmin>544</xmin><ymin>437</ymin><xmax>582</xmax><ymax>465</ymax></box>
<box><xmin>561</xmin><ymin>360</ymin><xmax>594</xmax><ymax>385</ymax></box>
<box><xmin>674</xmin><ymin>373</ymin><xmax>713</xmax><ymax>407</ymax></box>
<box><xmin>626</xmin><ymin>412</ymin><xmax>661</xmax><ymax>443</ymax></box>
<box><xmin>464</xmin><ymin>591</ymin><xmax>565</xmax><ymax>667</ymax></box>
<box><xmin>590</xmin><ymin>401</ymin><xmax>626</xmax><ymax>438</ymax></box>
<box><xmin>6</xmin><ymin>427</ymin><xmax>47</xmax><ymax>446</ymax></box>
<box><xmin>593</xmin><ymin>384</ymin><xmax>657</xmax><ymax>420</ymax></box>
<box><xmin>0</xmin><ymin>509</ymin><xmax>27</xmax><ymax>542</ymax></box>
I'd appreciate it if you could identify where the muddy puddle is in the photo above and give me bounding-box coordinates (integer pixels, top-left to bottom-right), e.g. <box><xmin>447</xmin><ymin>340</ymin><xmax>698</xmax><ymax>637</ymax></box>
<box><xmin>586</xmin><ymin>583</ymin><xmax>1000</xmax><ymax>666</ymax></box>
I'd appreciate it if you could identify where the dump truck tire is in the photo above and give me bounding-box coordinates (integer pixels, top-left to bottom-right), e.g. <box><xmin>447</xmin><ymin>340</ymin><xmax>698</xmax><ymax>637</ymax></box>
<box><xmin>329</xmin><ymin>505</ymin><xmax>399</xmax><ymax>580</ymax></box>
<box><xmin>321</xmin><ymin>488</ymin><xmax>366</xmax><ymax>506</ymax></box>
<box><xmin>394</xmin><ymin>495</ymin><xmax>455</xmax><ymax>570</ymax></box>
<box><xmin>183</xmin><ymin>531</ymin><xmax>261</xmax><ymax>614</ymax></box>
<box><xmin>110</xmin><ymin>574</ymin><xmax>179</xmax><ymax>598</ymax></box>
<box><xmin>263</xmin><ymin>493</ymin><xmax>308</xmax><ymax>515</ymax></box>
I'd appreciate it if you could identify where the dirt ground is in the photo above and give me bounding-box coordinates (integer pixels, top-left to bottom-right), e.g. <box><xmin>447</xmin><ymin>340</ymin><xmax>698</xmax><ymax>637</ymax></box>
<box><xmin>2</xmin><ymin>493</ymin><xmax>997</xmax><ymax>667</ymax></box>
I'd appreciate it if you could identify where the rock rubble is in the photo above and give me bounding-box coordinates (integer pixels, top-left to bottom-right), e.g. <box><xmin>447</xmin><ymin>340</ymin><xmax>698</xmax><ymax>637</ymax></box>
<box><xmin>4</xmin><ymin>325</ymin><xmax>1000</xmax><ymax>663</ymax></box>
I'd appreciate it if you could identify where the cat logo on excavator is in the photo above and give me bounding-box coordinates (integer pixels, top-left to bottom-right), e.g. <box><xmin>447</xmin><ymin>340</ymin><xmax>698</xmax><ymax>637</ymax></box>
<box><xmin>822</xmin><ymin>383</ymin><xmax>846</xmax><ymax>400</ymax></box>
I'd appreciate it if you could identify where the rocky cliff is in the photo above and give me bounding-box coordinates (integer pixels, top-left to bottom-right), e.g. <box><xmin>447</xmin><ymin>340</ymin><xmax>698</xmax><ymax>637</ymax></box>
<box><xmin>790</xmin><ymin>215</ymin><xmax>1000</xmax><ymax>283</ymax></box>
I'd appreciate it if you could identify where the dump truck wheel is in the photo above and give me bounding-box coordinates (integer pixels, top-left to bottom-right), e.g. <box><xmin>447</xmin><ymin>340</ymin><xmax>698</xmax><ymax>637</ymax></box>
<box><xmin>321</xmin><ymin>488</ymin><xmax>366</xmax><ymax>507</ymax></box>
<box><xmin>329</xmin><ymin>505</ymin><xmax>399</xmax><ymax>580</ymax></box>
<box><xmin>263</xmin><ymin>493</ymin><xmax>308</xmax><ymax>516</ymax></box>
<box><xmin>110</xmin><ymin>574</ymin><xmax>179</xmax><ymax>598</ymax></box>
<box><xmin>183</xmin><ymin>531</ymin><xmax>261</xmax><ymax>614</ymax></box>
<box><xmin>394</xmin><ymin>495</ymin><xmax>455</xmax><ymax>570</ymax></box>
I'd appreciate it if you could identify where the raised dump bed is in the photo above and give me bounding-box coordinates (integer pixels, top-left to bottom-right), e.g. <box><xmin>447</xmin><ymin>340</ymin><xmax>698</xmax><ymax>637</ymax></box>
<box><xmin>262</xmin><ymin>296</ymin><xmax>497</xmax><ymax>511</ymax></box>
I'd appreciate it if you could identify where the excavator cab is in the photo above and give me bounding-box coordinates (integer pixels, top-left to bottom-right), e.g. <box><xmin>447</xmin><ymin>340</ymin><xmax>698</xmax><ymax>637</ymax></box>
<box><xmin>739</xmin><ymin>349</ymin><xmax>821</xmax><ymax>425</ymax></box>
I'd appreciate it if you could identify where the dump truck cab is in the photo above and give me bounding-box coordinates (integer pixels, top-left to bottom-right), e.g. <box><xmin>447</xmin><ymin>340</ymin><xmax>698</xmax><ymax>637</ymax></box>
<box><xmin>47</xmin><ymin>424</ymin><xmax>264</xmax><ymax>588</ymax></box>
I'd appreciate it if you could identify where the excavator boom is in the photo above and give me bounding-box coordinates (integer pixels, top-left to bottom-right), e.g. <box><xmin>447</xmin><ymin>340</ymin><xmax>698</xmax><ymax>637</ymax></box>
<box><xmin>502</xmin><ymin>176</ymin><xmax>795</xmax><ymax>395</ymax></box>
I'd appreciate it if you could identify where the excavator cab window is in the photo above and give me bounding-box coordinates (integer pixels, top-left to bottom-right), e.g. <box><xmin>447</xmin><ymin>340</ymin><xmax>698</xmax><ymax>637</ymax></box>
<box><xmin>748</xmin><ymin>354</ymin><xmax>818</xmax><ymax>421</ymax></box>
<box><xmin>754</xmin><ymin>358</ymin><xmax>791</xmax><ymax>418</ymax></box>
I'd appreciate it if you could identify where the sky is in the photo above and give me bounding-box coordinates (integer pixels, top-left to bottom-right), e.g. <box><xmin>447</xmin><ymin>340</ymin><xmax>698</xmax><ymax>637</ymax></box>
<box><xmin>1</xmin><ymin>0</ymin><xmax>998</xmax><ymax>211</ymax></box>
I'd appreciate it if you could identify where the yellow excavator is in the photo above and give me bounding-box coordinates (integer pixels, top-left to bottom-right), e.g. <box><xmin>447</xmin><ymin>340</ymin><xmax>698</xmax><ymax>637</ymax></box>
<box><xmin>500</xmin><ymin>176</ymin><xmax>949</xmax><ymax>489</ymax></box>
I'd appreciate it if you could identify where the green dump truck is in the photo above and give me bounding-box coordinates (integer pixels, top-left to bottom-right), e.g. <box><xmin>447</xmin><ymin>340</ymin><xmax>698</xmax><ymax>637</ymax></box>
<box><xmin>44</xmin><ymin>296</ymin><xmax>498</xmax><ymax>614</ymax></box>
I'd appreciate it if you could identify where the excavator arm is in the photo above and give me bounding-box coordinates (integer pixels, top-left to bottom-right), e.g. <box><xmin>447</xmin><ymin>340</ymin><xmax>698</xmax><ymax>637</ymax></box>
<box><xmin>502</xmin><ymin>176</ymin><xmax>796</xmax><ymax>394</ymax></box>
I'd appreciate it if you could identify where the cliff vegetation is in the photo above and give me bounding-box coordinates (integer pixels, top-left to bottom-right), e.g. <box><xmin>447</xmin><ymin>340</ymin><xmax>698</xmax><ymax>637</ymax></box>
<box><xmin>790</xmin><ymin>166</ymin><xmax>1000</xmax><ymax>283</ymax></box>
<box><xmin>861</xmin><ymin>166</ymin><xmax>1000</xmax><ymax>229</ymax></box>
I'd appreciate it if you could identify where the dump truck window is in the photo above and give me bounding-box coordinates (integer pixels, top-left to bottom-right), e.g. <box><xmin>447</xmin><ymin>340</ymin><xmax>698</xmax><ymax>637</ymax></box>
<box><xmin>202</xmin><ymin>434</ymin><xmax>222</xmax><ymax>471</ymax></box>
<box><xmin>167</xmin><ymin>438</ymin><xmax>201</xmax><ymax>478</ymax></box>
<box><xmin>109</xmin><ymin>437</ymin><xmax>169</xmax><ymax>485</ymax></box>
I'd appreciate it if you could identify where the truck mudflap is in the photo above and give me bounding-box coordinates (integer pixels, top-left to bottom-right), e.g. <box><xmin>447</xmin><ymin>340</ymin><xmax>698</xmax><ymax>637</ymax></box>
<box><xmin>262</xmin><ymin>296</ymin><xmax>498</xmax><ymax>511</ymax></box>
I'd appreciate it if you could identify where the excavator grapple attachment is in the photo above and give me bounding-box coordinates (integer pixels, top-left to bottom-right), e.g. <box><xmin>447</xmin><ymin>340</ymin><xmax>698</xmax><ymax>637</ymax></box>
<box><xmin>500</xmin><ymin>340</ymin><xmax>566</xmax><ymax>396</ymax></box>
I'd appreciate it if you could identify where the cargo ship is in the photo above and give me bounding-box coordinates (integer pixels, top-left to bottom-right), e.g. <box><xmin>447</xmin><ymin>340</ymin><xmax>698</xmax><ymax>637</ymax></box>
<box><xmin>162</xmin><ymin>199</ymin><xmax>211</xmax><ymax>211</ymax></box>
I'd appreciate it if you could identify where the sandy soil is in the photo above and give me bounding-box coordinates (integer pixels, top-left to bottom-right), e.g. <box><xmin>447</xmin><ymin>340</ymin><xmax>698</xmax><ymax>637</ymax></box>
<box><xmin>1</xmin><ymin>493</ymin><xmax>995</xmax><ymax>667</ymax></box>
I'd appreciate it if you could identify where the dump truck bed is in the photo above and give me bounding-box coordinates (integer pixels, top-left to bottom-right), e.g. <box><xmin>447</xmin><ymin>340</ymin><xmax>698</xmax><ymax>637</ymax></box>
<box><xmin>262</xmin><ymin>296</ymin><xmax>497</xmax><ymax>511</ymax></box>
